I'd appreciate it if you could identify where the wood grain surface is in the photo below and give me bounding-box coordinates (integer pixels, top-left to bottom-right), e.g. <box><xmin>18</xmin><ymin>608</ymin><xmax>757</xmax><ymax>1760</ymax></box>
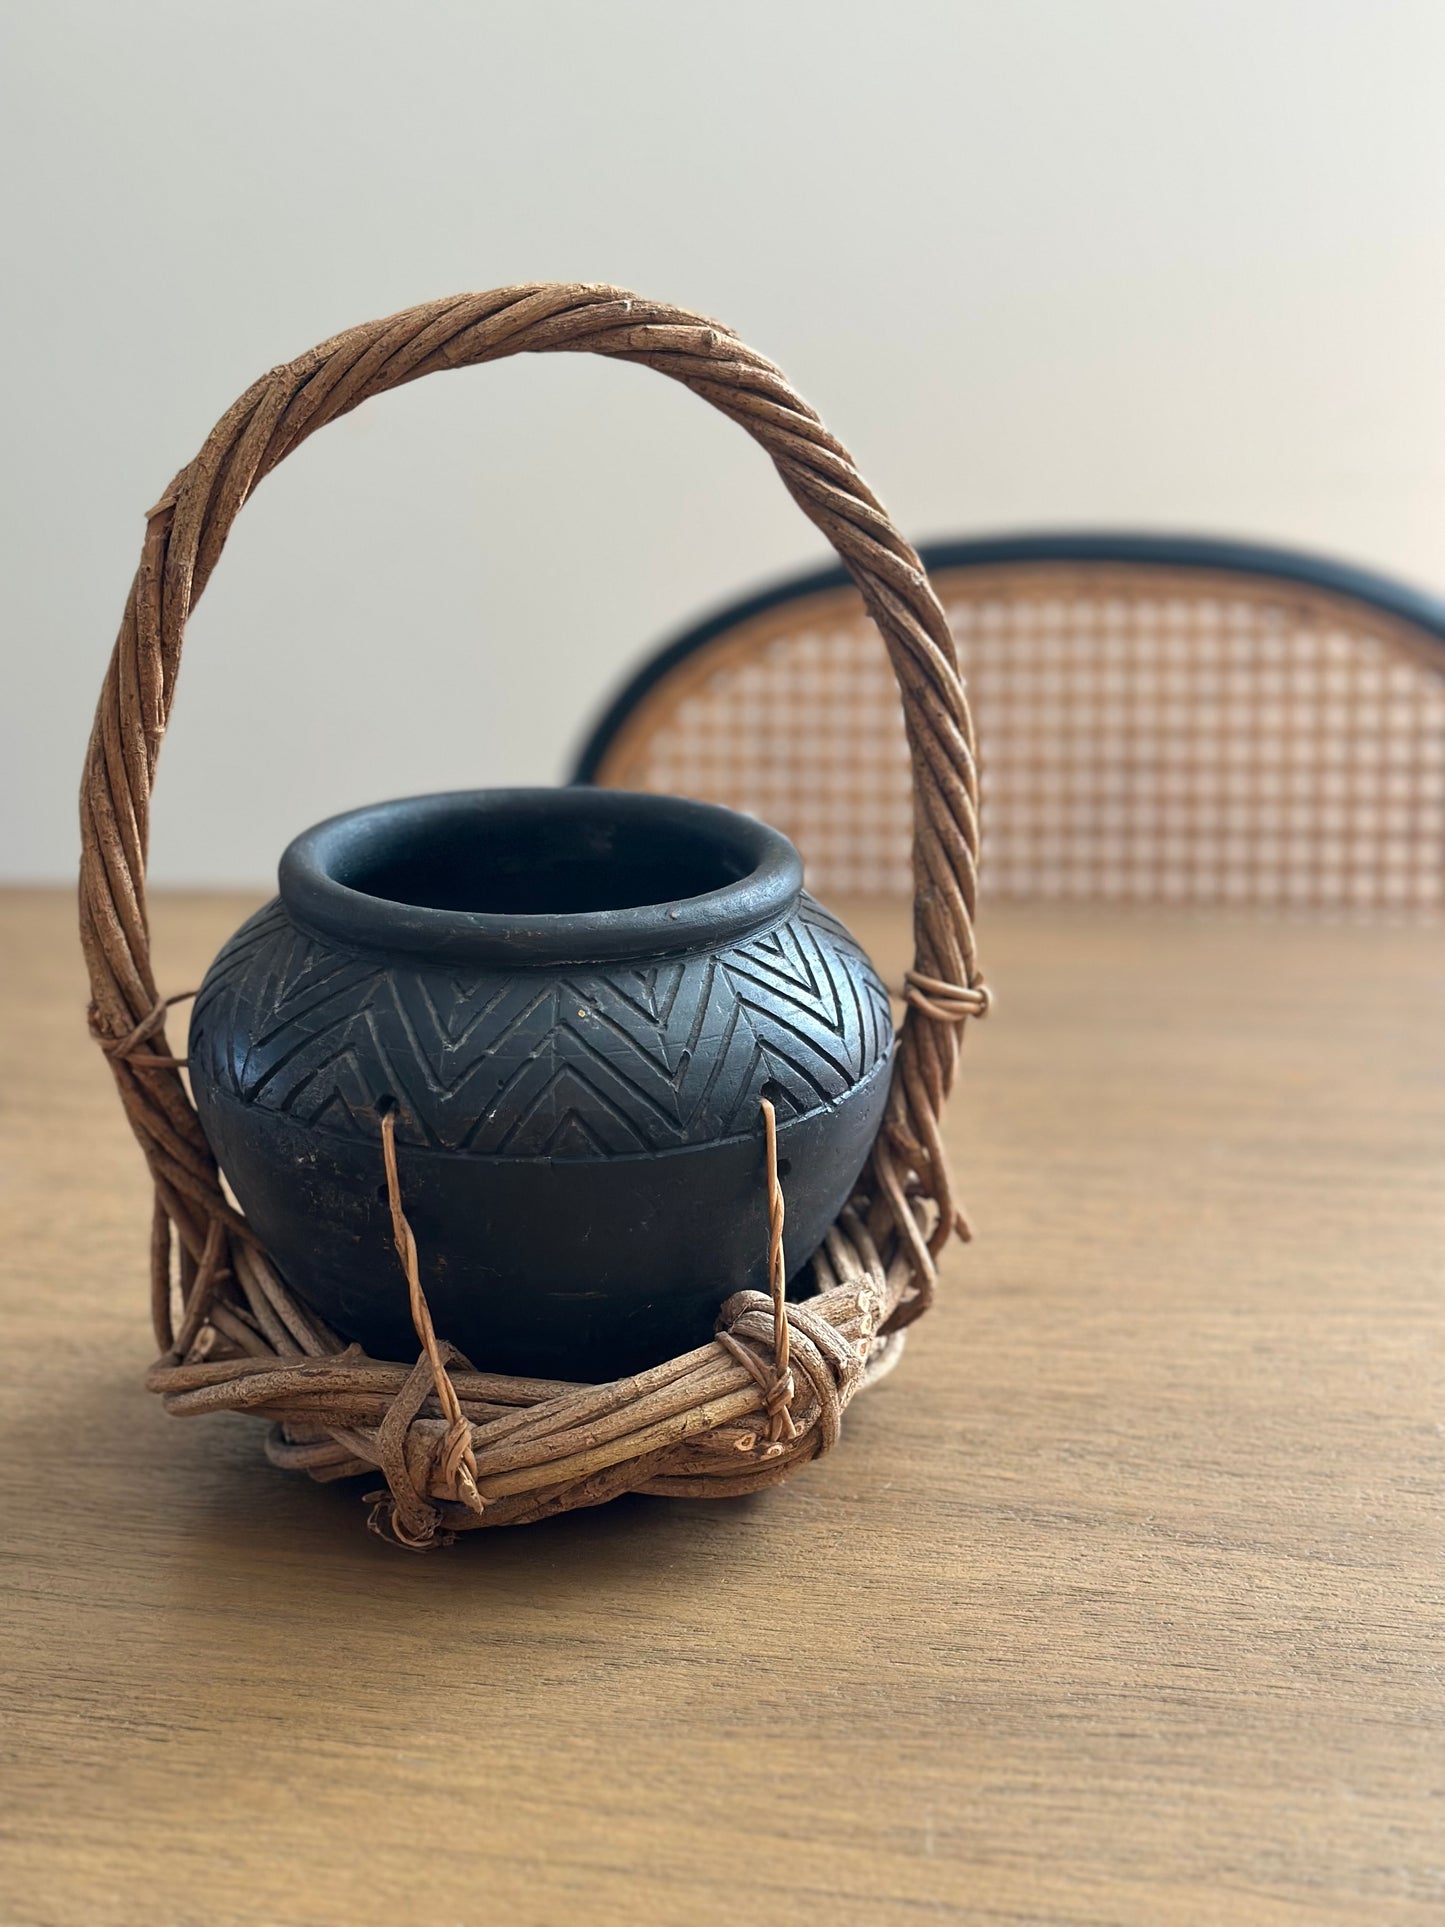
<box><xmin>2</xmin><ymin>888</ymin><xmax>1441</xmax><ymax>1927</ymax></box>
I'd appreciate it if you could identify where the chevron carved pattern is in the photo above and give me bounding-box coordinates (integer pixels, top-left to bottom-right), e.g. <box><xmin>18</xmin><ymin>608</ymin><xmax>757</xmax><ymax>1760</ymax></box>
<box><xmin>190</xmin><ymin>898</ymin><xmax>893</xmax><ymax>1158</ymax></box>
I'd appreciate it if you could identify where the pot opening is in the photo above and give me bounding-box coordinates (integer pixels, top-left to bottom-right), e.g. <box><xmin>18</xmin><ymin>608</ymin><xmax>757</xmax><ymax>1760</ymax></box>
<box><xmin>279</xmin><ymin>789</ymin><xmax>804</xmax><ymax>966</ymax></box>
<box><xmin>350</xmin><ymin>813</ymin><xmax>750</xmax><ymax>917</ymax></box>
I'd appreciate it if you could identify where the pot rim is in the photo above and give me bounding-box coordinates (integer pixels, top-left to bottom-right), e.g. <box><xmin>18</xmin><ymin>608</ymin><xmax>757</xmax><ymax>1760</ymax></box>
<box><xmin>277</xmin><ymin>787</ymin><xmax>805</xmax><ymax>966</ymax></box>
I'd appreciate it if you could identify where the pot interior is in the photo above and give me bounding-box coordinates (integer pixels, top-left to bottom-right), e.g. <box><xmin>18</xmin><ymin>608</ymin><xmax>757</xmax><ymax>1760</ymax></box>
<box><xmin>351</xmin><ymin>808</ymin><xmax>751</xmax><ymax>916</ymax></box>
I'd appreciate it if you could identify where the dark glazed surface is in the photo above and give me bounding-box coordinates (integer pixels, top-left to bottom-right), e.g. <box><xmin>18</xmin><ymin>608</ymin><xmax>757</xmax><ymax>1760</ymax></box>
<box><xmin>188</xmin><ymin>789</ymin><xmax>894</xmax><ymax>1378</ymax></box>
<box><xmin>191</xmin><ymin>895</ymin><xmax>892</xmax><ymax>1156</ymax></box>
<box><xmin>193</xmin><ymin>1058</ymin><xmax>892</xmax><ymax>1379</ymax></box>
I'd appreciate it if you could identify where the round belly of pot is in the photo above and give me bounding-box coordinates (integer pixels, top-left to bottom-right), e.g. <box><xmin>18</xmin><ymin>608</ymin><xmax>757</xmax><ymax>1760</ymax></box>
<box><xmin>188</xmin><ymin>789</ymin><xmax>895</xmax><ymax>1383</ymax></box>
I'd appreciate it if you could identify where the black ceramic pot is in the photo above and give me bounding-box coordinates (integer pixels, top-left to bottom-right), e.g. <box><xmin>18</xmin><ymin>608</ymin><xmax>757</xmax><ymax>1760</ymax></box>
<box><xmin>188</xmin><ymin>789</ymin><xmax>894</xmax><ymax>1381</ymax></box>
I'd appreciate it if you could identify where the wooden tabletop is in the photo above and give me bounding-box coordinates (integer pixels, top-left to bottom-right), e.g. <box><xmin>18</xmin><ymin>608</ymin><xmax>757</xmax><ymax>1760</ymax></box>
<box><xmin>2</xmin><ymin>888</ymin><xmax>1441</xmax><ymax>1927</ymax></box>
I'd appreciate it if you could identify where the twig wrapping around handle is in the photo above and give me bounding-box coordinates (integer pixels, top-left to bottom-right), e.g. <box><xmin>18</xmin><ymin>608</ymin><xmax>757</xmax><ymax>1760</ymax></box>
<box><xmin>80</xmin><ymin>282</ymin><xmax>983</xmax><ymax>1391</ymax></box>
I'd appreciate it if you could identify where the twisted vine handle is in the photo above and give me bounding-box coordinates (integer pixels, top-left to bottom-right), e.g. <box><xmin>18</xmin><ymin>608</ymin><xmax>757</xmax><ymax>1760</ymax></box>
<box><xmin>79</xmin><ymin>283</ymin><xmax>983</xmax><ymax>1331</ymax></box>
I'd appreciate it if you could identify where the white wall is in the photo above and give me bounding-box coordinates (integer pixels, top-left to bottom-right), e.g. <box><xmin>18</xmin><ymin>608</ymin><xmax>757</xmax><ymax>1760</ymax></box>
<box><xmin>5</xmin><ymin>0</ymin><xmax>1443</xmax><ymax>884</ymax></box>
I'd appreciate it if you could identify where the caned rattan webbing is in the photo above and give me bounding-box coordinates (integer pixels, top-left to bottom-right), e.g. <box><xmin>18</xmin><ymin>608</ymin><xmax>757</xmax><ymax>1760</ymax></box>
<box><xmin>78</xmin><ymin>284</ymin><xmax>984</xmax><ymax>1547</ymax></box>
<box><xmin>593</xmin><ymin>563</ymin><xmax>1445</xmax><ymax>913</ymax></box>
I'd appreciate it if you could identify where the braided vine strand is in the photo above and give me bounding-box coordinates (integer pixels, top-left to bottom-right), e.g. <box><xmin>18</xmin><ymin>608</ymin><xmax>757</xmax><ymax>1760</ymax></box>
<box><xmin>79</xmin><ymin>284</ymin><xmax>985</xmax><ymax>1539</ymax></box>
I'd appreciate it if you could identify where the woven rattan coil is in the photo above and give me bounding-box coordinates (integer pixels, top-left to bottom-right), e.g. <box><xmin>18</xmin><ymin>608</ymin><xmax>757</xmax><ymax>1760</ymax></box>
<box><xmin>79</xmin><ymin>283</ymin><xmax>985</xmax><ymax>1547</ymax></box>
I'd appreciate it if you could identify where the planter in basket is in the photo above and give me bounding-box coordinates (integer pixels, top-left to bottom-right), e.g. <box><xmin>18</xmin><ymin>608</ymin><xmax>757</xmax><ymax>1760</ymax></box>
<box><xmin>80</xmin><ymin>283</ymin><xmax>986</xmax><ymax>1548</ymax></box>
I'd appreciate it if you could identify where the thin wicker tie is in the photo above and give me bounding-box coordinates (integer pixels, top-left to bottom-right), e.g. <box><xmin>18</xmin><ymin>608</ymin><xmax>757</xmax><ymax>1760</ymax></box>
<box><xmin>366</xmin><ymin>1106</ymin><xmax>484</xmax><ymax>1548</ymax></box>
<box><xmin>715</xmin><ymin>1098</ymin><xmax>797</xmax><ymax>1455</ymax></box>
<box><xmin>90</xmin><ymin>989</ymin><xmax>196</xmax><ymax>1070</ymax></box>
<box><xmin>902</xmin><ymin>969</ymin><xmax>992</xmax><ymax>1024</ymax></box>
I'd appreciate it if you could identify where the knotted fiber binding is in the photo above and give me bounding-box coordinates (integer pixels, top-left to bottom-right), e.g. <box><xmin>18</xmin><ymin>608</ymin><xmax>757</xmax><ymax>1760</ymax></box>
<box><xmin>82</xmin><ymin>283</ymin><xmax>987</xmax><ymax>1542</ymax></box>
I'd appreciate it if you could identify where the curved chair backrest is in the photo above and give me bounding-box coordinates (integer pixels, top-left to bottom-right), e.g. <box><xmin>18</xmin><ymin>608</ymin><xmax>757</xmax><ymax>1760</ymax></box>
<box><xmin>574</xmin><ymin>534</ymin><xmax>1445</xmax><ymax>914</ymax></box>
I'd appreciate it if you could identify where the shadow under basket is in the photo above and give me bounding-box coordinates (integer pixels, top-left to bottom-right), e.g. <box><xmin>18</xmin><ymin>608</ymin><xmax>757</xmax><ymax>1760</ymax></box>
<box><xmin>79</xmin><ymin>281</ymin><xmax>987</xmax><ymax>1549</ymax></box>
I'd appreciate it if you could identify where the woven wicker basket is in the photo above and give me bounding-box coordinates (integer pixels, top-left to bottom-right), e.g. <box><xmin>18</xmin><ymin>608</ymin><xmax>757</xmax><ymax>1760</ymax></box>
<box><xmin>79</xmin><ymin>284</ymin><xmax>984</xmax><ymax>1548</ymax></box>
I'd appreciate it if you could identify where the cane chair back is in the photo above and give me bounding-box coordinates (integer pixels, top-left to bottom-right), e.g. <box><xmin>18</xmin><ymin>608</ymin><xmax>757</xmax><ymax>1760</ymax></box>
<box><xmin>574</xmin><ymin>536</ymin><xmax>1445</xmax><ymax>914</ymax></box>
